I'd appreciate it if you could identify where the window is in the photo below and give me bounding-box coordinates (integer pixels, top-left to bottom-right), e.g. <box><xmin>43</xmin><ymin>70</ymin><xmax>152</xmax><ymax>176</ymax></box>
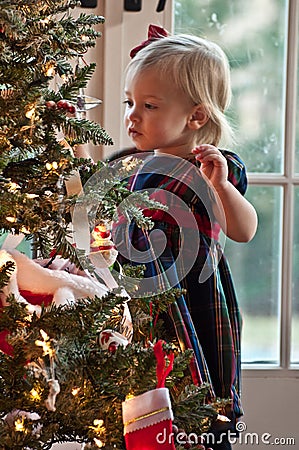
<box><xmin>174</xmin><ymin>0</ymin><xmax>298</xmax><ymax>367</ymax></box>
<box><xmin>292</xmin><ymin>16</ymin><xmax>299</xmax><ymax>364</ymax></box>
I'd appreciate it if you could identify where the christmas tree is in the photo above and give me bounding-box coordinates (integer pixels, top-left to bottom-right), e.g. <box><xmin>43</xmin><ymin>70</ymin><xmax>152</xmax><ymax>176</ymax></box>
<box><xmin>0</xmin><ymin>1</ymin><xmax>226</xmax><ymax>449</ymax></box>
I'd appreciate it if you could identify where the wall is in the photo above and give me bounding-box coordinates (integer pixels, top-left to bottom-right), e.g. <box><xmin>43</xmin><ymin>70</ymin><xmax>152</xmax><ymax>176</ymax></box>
<box><xmin>234</xmin><ymin>374</ymin><xmax>299</xmax><ymax>449</ymax></box>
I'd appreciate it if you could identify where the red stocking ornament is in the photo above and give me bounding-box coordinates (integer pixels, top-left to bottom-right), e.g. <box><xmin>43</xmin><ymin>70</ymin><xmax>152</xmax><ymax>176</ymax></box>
<box><xmin>122</xmin><ymin>341</ymin><xmax>175</xmax><ymax>450</ymax></box>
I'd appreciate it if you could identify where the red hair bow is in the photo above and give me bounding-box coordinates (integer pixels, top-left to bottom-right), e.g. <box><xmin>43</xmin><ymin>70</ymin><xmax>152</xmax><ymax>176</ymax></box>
<box><xmin>130</xmin><ymin>24</ymin><xmax>169</xmax><ymax>58</ymax></box>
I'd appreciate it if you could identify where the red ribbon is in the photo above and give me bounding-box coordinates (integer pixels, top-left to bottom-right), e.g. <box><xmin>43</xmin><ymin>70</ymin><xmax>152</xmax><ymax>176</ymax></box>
<box><xmin>154</xmin><ymin>340</ymin><xmax>174</xmax><ymax>388</ymax></box>
<box><xmin>130</xmin><ymin>24</ymin><xmax>169</xmax><ymax>58</ymax></box>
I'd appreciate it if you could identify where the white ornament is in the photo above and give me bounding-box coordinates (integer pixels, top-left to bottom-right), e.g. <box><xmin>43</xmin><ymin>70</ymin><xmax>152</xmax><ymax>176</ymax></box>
<box><xmin>45</xmin><ymin>379</ymin><xmax>61</xmax><ymax>412</ymax></box>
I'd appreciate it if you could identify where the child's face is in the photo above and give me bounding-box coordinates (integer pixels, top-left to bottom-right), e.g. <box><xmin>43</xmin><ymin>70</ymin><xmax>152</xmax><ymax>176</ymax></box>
<box><xmin>124</xmin><ymin>68</ymin><xmax>196</xmax><ymax>156</ymax></box>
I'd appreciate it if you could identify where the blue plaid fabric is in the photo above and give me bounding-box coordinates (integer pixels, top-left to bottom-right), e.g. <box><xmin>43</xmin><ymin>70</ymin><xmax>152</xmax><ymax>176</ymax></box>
<box><xmin>114</xmin><ymin>151</ymin><xmax>247</xmax><ymax>417</ymax></box>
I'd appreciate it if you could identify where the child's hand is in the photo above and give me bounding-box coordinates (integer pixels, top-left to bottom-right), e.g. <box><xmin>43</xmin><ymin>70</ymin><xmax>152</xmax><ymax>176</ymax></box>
<box><xmin>192</xmin><ymin>145</ymin><xmax>228</xmax><ymax>190</ymax></box>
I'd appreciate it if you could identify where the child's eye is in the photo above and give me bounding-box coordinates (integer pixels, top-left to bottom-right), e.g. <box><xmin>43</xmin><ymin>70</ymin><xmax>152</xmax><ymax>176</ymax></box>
<box><xmin>123</xmin><ymin>99</ymin><xmax>133</xmax><ymax>107</ymax></box>
<box><xmin>145</xmin><ymin>103</ymin><xmax>156</xmax><ymax>110</ymax></box>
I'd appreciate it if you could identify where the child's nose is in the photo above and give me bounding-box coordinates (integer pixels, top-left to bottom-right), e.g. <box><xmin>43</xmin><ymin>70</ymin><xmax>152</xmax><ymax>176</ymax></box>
<box><xmin>127</xmin><ymin>106</ymin><xmax>140</xmax><ymax>122</ymax></box>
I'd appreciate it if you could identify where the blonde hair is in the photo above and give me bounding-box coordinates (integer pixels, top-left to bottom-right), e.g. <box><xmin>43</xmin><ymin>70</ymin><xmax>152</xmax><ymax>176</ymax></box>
<box><xmin>126</xmin><ymin>34</ymin><xmax>234</xmax><ymax>147</ymax></box>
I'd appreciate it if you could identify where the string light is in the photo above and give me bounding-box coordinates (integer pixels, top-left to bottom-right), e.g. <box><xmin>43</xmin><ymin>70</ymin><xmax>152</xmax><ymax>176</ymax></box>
<box><xmin>35</xmin><ymin>329</ymin><xmax>55</xmax><ymax>358</ymax></box>
<box><xmin>14</xmin><ymin>417</ymin><xmax>26</xmax><ymax>433</ymax></box>
<box><xmin>125</xmin><ymin>393</ymin><xmax>135</xmax><ymax>400</ymax></box>
<box><xmin>46</xmin><ymin>161</ymin><xmax>58</xmax><ymax>171</ymax></box>
<box><xmin>94</xmin><ymin>438</ymin><xmax>104</xmax><ymax>448</ymax></box>
<box><xmin>6</xmin><ymin>216</ymin><xmax>17</xmax><ymax>223</ymax></box>
<box><xmin>30</xmin><ymin>388</ymin><xmax>41</xmax><ymax>401</ymax></box>
<box><xmin>72</xmin><ymin>387</ymin><xmax>80</xmax><ymax>396</ymax></box>
<box><xmin>89</xmin><ymin>419</ymin><xmax>106</xmax><ymax>448</ymax></box>
<box><xmin>89</xmin><ymin>419</ymin><xmax>104</xmax><ymax>433</ymax></box>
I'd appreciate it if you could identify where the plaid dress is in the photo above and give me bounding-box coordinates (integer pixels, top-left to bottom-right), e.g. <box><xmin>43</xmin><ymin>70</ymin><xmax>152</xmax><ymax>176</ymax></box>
<box><xmin>114</xmin><ymin>151</ymin><xmax>246</xmax><ymax>419</ymax></box>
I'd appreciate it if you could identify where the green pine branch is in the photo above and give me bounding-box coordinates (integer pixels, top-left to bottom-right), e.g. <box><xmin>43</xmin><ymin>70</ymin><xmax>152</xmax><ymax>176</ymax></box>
<box><xmin>62</xmin><ymin>117</ymin><xmax>113</xmax><ymax>146</ymax></box>
<box><xmin>0</xmin><ymin>261</ymin><xmax>16</xmax><ymax>290</ymax></box>
<box><xmin>59</xmin><ymin>63</ymin><xmax>97</xmax><ymax>99</ymax></box>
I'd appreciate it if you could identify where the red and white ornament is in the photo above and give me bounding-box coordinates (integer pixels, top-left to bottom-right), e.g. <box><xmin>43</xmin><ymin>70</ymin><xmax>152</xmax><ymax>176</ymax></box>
<box><xmin>89</xmin><ymin>223</ymin><xmax>118</xmax><ymax>268</ymax></box>
<box><xmin>97</xmin><ymin>329</ymin><xmax>128</xmax><ymax>354</ymax></box>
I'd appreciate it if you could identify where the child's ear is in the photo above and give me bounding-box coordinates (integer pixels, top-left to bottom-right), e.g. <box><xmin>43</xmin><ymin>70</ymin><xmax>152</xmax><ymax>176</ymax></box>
<box><xmin>187</xmin><ymin>104</ymin><xmax>209</xmax><ymax>130</ymax></box>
